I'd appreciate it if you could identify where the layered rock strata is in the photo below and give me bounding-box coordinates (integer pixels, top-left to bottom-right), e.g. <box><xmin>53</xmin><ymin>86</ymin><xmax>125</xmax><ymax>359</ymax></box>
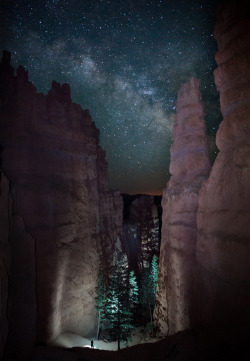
<box><xmin>154</xmin><ymin>79</ymin><xmax>211</xmax><ymax>335</ymax></box>
<box><xmin>196</xmin><ymin>0</ymin><xmax>250</xmax><ymax>337</ymax></box>
<box><xmin>0</xmin><ymin>51</ymin><xmax>123</xmax><ymax>357</ymax></box>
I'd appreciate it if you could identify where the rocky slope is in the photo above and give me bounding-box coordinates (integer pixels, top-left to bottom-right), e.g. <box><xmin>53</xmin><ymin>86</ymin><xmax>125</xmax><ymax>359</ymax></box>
<box><xmin>154</xmin><ymin>79</ymin><xmax>211</xmax><ymax>335</ymax></box>
<box><xmin>196</xmin><ymin>0</ymin><xmax>250</xmax><ymax>337</ymax></box>
<box><xmin>0</xmin><ymin>51</ymin><xmax>123</xmax><ymax>358</ymax></box>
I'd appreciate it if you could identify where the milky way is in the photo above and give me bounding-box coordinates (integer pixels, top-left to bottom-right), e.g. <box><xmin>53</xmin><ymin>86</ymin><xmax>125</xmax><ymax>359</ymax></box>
<box><xmin>1</xmin><ymin>0</ymin><xmax>221</xmax><ymax>194</ymax></box>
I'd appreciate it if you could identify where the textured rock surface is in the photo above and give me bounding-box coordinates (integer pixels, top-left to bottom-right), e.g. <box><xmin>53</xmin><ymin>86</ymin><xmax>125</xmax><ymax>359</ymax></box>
<box><xmin>123</xmin><ymin>195</ymin><xmax>161</xmax><ymax>273</ymax></box>
<box><xmin>196</xmin><ymin>0</ymin><xmax>250</xmax><ymax>337</ymax></box>
<box><xmin>0</xmin><ymin>51</ymin><xmax>123</xmax><ymax>357</ymax></box>
<box><xmin>154</xmin><ymin>79</ymin><xmax>211</xmax><ymax>336</ymax></box>
<box><xmin>0</xmin><ymin>173</ymin><xmax>12</xmax><ymax>359</ymax></box>
<box><xmin>1</xmin><ymin>167</ymin><xmax>36</xmax><ymax>358</ymax></box>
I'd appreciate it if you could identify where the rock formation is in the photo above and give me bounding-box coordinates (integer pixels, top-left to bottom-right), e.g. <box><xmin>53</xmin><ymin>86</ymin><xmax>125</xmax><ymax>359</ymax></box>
<box><xmin>123</xmin><ymin>194</ymin><xmax>161</xmax><ymax>273</ymax></box>
<box><xmin>0</xmin><ymin>51</ymin><xmax>123</xmax><ymax>358</ymax></box>
<box><xmin>155</xmin><ymin>0</ymin><xmax>250</xmax><ymax>343</ymax></box>
<box><xmin>0</xmin><ymin>172</ymin><xmax>12</xmax><ymax>360</ymax></box>
<box><xmin>196</xmin><ymin>0</ymin><xmax>250</xmax><ymax>337</ymax></box>
<box><xmin>154</xmin><ymin>79</ymin><xmax>211</xmax><ymax>335</ymax></box>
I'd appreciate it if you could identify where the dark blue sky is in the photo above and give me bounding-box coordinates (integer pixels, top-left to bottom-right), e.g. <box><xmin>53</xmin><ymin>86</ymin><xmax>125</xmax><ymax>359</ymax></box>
<box><xmin>1</xmin><ymin>0</ymin><xmax>221</xmax><ymax>194</ymax></box>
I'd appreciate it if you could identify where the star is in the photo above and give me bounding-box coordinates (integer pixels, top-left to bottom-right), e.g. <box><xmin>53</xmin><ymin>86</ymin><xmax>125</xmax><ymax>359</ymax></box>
<box><xmin>0</xmin><ymin>0</ymin><xmax>221</xmax><ymax>194</ymax></box>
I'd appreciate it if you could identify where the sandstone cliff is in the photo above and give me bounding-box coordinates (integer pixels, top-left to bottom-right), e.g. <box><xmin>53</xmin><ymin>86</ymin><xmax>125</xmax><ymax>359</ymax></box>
<box><xmin>154</xmin><ymin>79</ymin><xmax>211</xmax><ymax>335</ymax></box>
<box><xmin>196</xmin><ymin>0</ymin><xmax>250</xmax><ymax>337</ymax></box>
<box><xmin>0</xmin><ymin>51</ymin><xmax>123</xmax><ymax>357</ymax></box>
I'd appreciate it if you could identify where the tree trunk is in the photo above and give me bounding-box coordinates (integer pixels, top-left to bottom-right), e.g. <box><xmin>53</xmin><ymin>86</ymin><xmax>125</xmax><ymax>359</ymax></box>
<box><xmin>96</xmin><ymin>310</ymin><xmax>100</xmax><ymax>339</ymax></box>
<box><xmin>148</xmin><ymin>300</ymin><xmax>152</xmax><ymax>325</ymax></box>
<box><xmin>118</xmin><ymin>305</ymin><xmax>120</xmax><ymax>351</ymax></box>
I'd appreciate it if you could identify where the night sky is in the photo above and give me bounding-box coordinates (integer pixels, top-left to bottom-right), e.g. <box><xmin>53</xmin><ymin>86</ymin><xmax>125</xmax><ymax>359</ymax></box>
<box><xmin>1</xmin><ymin>0</ymin><xmax>221</xmax><ymax>194</ymax></box>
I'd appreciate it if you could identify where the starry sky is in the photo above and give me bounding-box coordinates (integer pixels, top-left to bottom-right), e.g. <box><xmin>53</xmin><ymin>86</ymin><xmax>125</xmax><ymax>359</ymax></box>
<box><xmin>1</xmin><ymin>0</ymin><xmax>221</xmax><ymax>194</ymax></box>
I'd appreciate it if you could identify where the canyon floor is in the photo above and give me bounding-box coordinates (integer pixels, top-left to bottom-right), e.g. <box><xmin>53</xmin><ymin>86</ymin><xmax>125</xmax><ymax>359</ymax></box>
<box><xmin>51</xmin><ymin>327</ymin><xmax>159</xmax><ymax>350</ymax></box>
<box><xmin>4</xmin><ymin>330</ymin><xmax>250</xmax><ymax>361</ymax></box>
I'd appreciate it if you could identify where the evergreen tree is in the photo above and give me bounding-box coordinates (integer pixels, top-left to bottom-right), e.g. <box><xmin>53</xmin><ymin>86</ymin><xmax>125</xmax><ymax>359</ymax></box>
<box><xmin>140</xmin><ymin>254</ymin><xmax>158</xmax><ymax>325</ymax></box>
<box><xmin>149</xmin><ymin>254</ymin><xmax>158</xmax><ymax>306</ymax></box>
<box><xmin>95</xmin><ymin>269</ymin><xmax>106</xmax><ymax>339</ymax></box>
<box><xmin>129</xmin><ymin>270</ymin><xmax>139</xmax><ymax>306</ymax></box>
<box><xmin>95</xmin><ymin>243</ymin><xmax>142</xmax><ymax>349</ymax></box>
<box><xmin>105</xmin><ymin>250</ymin><xmax>135</xmax><ymax>350</ymax></box>
<box><xmin>140</xmin><ymin>267</ymin><xmax>150</xmax><ymax>322</ymax></box>
<box><xmin>129</xmin><ymin>270</ymin><xmax>139</xmax><ymax>320</ymax></box>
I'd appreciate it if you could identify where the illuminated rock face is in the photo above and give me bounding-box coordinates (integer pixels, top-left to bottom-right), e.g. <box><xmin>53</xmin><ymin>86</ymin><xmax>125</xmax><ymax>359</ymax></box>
<box><xmin>196</xmin><ymin>0</ymin><xmax>250</xmax><ymax>336</ymax></box>
<box><xmin>0</xmin><ymin>51</ymin><xmax>123</xmax><ymax>356</ymax></box>
<box><xmin>154</xmin><ymin>79</ymin><xmax>211</xmax><ymax>335</ymax></box>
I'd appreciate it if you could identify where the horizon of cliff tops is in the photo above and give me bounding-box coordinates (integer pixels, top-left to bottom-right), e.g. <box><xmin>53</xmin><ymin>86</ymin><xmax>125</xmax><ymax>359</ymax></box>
<box><xmin>1</xmin><ymin>50</ymin><xmax>168</xmax><ymax>196</ymax></box>
<box><xmin>121</xmin><ymin>191</ymin><xmax>163</xmax><ymax>196</ymax></box>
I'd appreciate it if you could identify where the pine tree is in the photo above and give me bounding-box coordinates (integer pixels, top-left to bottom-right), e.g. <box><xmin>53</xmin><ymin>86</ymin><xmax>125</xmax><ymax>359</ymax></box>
<box><xmin>140</xmin><ymin>267</ymin><xmax>150</xmax><ymax>322</ymax></box>
<box><xmin>149</xmin><ymin>254</ymin><xmax>158</xmax><ymax>305</ymax></box>
<box><xmin>129</xmin><ymin>270</ymin><xmax>139</xmax><ymax>319</ymax></box>
<box><xmin>105</xmin><ymin>250</ymin><xmax>135</xmax><ymax>350</ymax></box>
<box><xmin>95</xmin><ymin>269</ymin><xmax>106</xmax><ymax>339</ymax></box>
<box><xmin>140</xmin><ymin>254</ymin><xmax>158</xmax><ymax>325</ymax></box>
<box><xmin>95</xmin><ymin>243</ymin><xmax>141</xmax><ymax>349</ymax></box>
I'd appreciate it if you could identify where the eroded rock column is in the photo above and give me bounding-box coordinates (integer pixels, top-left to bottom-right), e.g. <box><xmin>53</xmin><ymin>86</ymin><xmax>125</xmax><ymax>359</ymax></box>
<box><xmin>196</xmin><ymin>0</ymin><xmax>250</xmax><ymax>337</ymax></box>
<box><xmin>154</xmin><ymin>79</ymin><xmax>210</xmax><ymax>335</ymax></box>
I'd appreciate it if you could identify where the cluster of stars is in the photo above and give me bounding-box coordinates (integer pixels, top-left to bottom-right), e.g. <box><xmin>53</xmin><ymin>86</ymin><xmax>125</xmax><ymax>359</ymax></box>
<box><xmin>1</xmin><ymin>0</ymin><xmax>221</xmax><ymax>194</ymax></box>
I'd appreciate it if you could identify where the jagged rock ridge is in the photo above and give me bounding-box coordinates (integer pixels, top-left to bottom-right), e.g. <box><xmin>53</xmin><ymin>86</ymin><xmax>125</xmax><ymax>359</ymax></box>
<box><xmin>0</xmin><ymin>51</ymin><xmax>123</xmax><ymax>358</ymax></box>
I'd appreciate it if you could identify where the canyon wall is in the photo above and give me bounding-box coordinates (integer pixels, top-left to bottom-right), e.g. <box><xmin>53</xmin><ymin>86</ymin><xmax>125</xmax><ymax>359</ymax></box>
<box><xmin>196</xmin><ymin>0</ymin><xmax>250</xmax><ymax>338</ymax></box>
<box><xmin>155</xmin><ymin>0</ymin><xmax>250</xmax><ymax>341</ymax></box>
<box><xmin>0</xmin><ymin>173</ymin><xmax>12</xmax><ymax>360</ymax></box>
<box><xmin>123</xmin><ymin>194</ymin><xmax>161</xmax><ymax>273</ymax></box>
<box><xmin>154</xmin><ymin>79</ymin><xmax>211</xmax><ymax>335</ymax></box>
<box><xmin>0</xmin><ymin>51</ymin><xmax>123</xmax><ymax>357</ymax></box>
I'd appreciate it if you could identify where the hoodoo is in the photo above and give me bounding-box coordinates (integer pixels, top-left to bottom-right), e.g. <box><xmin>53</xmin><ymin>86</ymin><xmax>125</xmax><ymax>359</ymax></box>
<box><xmin>155</xmin><ymin>0</ymin><xmax>250</xmax><ymax>343</ymax></box>
<box><xmin>154</xmin><ymin>78</ymin><xmax>211</xmax><ymax>335</ymax></box>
